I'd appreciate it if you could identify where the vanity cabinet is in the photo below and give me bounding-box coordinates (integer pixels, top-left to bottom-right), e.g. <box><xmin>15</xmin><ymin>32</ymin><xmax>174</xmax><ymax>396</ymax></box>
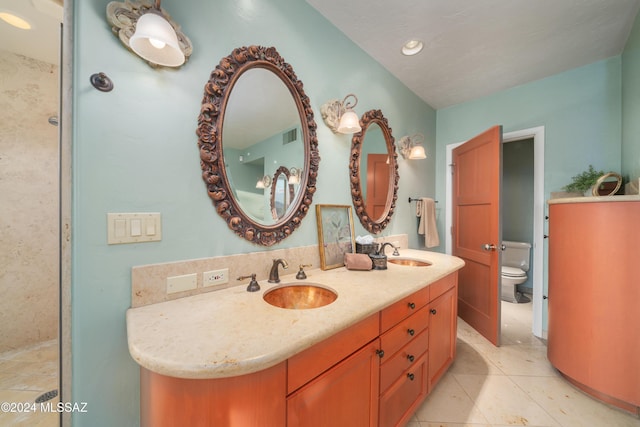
<box><xmin>138</xmin><ymin>272</ymin><xmax>459</xmax><ymax>427</ymax></box>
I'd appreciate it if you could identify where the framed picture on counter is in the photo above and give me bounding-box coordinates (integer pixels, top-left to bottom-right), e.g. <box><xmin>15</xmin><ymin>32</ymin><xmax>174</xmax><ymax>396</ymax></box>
<box><xmin>316</xmin><ymin>204</ymin><xmax>356</xmax><ymax>270</ymax></box>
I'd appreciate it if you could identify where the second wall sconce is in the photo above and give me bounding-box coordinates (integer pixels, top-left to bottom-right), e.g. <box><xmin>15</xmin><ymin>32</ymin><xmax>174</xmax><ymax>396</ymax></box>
<box><xmin>397</xmin><ymin>133</ymin><xmax>427</xmax><ymax>160</ymax></box>
<box><xmin>320</xmin><ymin>94</ymin><xmax>362</xmax><ymax>134</ymax></box>
<box><xmin>256</xmin><ymin>175</ymin><xmax>272</xmax><ymax>189</ymax></box>
<box><xmin>107</xmin><ymin>0</ymin><xmax>192</xmax><ymax>67</ymax></box>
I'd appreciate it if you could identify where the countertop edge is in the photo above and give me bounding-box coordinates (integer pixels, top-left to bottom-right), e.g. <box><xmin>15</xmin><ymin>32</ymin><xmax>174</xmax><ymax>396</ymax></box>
<box><xmin>548</xmin><ymin>195</ymin><xmax>640</xmax><ymax>204</ymax></box>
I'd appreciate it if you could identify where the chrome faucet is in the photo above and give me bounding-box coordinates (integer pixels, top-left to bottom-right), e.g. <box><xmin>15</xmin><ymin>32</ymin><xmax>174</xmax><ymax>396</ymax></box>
<box><xmin>268</xmin><ymin>258</ymin><xmax>288</xmax><ymax>283</ymax></box>
<box><xmin>379</xmin><ymin>242</ymin><xmax>400</xmax><ymax>256</ymax></box>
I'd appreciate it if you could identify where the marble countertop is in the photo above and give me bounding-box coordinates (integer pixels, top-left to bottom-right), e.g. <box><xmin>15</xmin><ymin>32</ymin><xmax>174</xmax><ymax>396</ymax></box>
<box><xmin>126</xmin><ymin>249</ymin><xmax>464</xmax><ymax>379</ymax></box>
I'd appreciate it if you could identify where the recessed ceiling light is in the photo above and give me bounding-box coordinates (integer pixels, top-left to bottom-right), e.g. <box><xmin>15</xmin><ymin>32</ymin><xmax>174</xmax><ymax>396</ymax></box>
<box><xmin>0</xmin><ymin>12</ymin><xmax>32</xmax><ymax>30</ymax></box>
<box><xmin>402</xmin><ymin>39</ymin><xmax>424</xmax><ymax>56</ymax></box>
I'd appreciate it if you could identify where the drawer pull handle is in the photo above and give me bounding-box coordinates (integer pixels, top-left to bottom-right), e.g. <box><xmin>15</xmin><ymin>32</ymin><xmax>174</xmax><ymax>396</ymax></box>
<box><xmin>376</xmin><ymin>349</ymin><xmax>385</xmax><ymax>358</ymax></box>
<box><xmin>407</xmin><ymin>373</ymin><xmax>415</xmax><ymax>381</ymax></box>
<box><xmin>407</xmin><ymin>328</ymin><xmax>415</xmax><ymax>336</ymax></box>
<box><xmin>408</xmin><ymin>302</ymin><xmax>416</xmax><ymax>309</ymax></box>
<box><xmin>407</xmin><ymin>354</ymin><xmax>415</xmax><ymax>362</ymax></box>
<box><xmin>430</xmin><ymin>308</ymin><xmax>437</xmax><ymax>315</ymax></box>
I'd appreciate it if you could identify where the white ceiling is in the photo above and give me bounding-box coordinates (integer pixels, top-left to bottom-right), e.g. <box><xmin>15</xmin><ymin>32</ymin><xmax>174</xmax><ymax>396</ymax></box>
<box><xmin>3</xmin><ymin>1</ymin><xmax>640</xmax><ymax>109</ymax></box>
<box><xmin>306</xmin><ymin>0</ymin><xmax>640</xmax><ymax>109</ymax></box>
<box><xmin>0</xmin><ymin>0</ymin><xmax>62</xmax><ymax>65</ymax></box>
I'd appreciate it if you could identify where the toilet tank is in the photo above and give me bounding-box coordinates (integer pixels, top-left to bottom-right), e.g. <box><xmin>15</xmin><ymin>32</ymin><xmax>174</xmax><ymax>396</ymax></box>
<box><xmin>502</xmin><ymin>240</ymin><xmax>531</xmax><ymax>271</ymax></box>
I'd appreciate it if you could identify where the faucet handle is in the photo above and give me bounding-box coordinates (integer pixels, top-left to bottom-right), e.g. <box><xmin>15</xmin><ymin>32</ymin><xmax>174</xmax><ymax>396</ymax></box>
<box><xmin>237</xmin><ymin>273</ymin><xmax>260</xmax><ymax>292</ymax></box>
<box><xmin>296</xmin><ymin>264</ymin><xmax>312</xmax><ymax>280</ymax></box>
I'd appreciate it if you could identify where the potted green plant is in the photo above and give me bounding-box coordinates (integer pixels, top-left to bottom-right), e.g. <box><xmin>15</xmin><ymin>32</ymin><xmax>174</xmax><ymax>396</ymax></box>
<box><xmin>562</xmin><ymin>165</ymin><xmax>605</xmax><ymax>195</ymax></box>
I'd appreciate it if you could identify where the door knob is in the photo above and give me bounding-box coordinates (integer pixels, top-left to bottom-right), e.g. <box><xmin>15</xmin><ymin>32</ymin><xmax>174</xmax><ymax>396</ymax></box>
<box><xmin>482</xmin><ymin>244</ymin><xmax>496</xmax><ymax>251</ymax></box>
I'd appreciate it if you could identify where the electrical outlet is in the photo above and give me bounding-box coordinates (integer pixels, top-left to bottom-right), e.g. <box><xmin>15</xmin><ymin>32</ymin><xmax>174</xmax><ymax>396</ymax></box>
<box><xmin>203</xmin><ymin>268</ymin><xmax>229</xmax><ymax>288</ymax></box>
<box><xmin>166</xmin><ymin>273</ymin><xmax>197</xmax><ymax>294</ymax></box>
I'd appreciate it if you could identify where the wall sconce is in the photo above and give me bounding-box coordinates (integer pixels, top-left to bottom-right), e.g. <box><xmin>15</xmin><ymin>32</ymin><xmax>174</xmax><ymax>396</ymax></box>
<box><xmin>256</xmin><ymin>175</ymin><xmax>272</xmax><ymax>189</ymax></box>
<box><xmin>288</xmin><ymin>167</ymin><xmax>301</xmax><ymax>185</ymax></box>
<box><xmin>107</xmin><ymin>0</ymin><xmax>193</xmax><ymax>67</ymax></box>
<box><xmin>397</xmin><ymin>133</ymin><xmax>427</xmax><ymax>160</ymax></box>
<box><xmin>320</xmin><ymin>94</ymin><xmax>362</xmax><ymax>134</ymax></box>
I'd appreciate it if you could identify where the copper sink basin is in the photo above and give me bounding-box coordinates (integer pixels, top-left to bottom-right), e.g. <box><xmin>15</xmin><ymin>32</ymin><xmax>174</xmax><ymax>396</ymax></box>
<box><xmin>263</xmin><ymin>283</ymin><xmax>338</xmax><ymax>309</ymax></box>
<box><xmin>387</xmin><ymin>258</ymin><xmax>432</xmax><ymax>267</ymax></box>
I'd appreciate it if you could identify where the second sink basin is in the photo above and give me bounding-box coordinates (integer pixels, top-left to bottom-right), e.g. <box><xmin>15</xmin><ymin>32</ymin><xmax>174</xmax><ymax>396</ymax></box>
<box><xmin>263</xmin><ymin>283</ymin><xmax>338</xmax><ymax>309</ymax></box>
<box><xmin>388</xmin><ymin>258</ymin><xmax>432</xmax><ymax>267</ymax></box>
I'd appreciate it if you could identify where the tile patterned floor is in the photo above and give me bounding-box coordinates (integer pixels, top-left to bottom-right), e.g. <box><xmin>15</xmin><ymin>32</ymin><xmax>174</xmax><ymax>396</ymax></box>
<box><xmin>0</xmin><ymin>340</ymin><xmax>59</xmax><ymax>426</ymax></box>
<box><xmin>407</xmin><ymin>300</ymin><xmax>640</xmax><ymax>427</ymax></box>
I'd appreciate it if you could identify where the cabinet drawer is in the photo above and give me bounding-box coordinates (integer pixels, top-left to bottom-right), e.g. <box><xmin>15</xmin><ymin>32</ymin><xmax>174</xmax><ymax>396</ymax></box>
<box><xmin>380</xmin><ymin>286</ymin><xmax>430</xmax><ymax>333</ymax></box>
<box><xmin>288</xmin><ymin>313</ymin><xmax>379</xmax><ymax>394</ymax></box>
<box><xmin>379</xmin><ymin>353</ymin><xmax>428</xmax><ymax>427</ymax></box>
<box><xmin>428</xmin><ymin>273</ymin><xmax>456</xmax><ymax>302</ymax></box>
<box><xmin>380</xmin><ymin>328</ymin><xmax>428</xmax><ymax>393</ymax></box>
<box><xmin>380</xmin><ymin>305</ymin><xmax>429</xmax><ymax>359</ymax></box>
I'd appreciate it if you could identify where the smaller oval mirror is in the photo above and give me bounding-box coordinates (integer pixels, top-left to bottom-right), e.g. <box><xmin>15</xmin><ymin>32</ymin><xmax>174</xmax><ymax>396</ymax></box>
<box><xmin>349</xmin><ymin>110</ymin><xmax>399</xmax><ymax>233</ymax></box>
<box><xmin>270</xmin><ymin>166</ymin><xmax>295</xmax><ymax>220</ymax></box>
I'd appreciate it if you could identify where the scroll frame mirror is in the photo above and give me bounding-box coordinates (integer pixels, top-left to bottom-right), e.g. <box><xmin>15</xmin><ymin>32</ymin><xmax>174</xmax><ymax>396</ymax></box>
<box><xmin>197</xmin><ymin>45</ymin><xmax>320</xmax><ymax>246</ymax></box>
<box><xmin>349</xmin><ymin>109</ymin><xmax>399</xmax><ymax>234</ymax></box>
<box><xmin>270</xmin><ymin>166</ymin><xmax>296</xmax><ymax>221</ymax></box>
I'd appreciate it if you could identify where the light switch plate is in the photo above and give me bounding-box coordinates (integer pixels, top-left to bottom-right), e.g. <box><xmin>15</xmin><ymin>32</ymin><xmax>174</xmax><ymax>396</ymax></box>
<box><xmin>107</xmin><ymin>213</ymin><xmax>162</xmax><ymax>244</ymax></box>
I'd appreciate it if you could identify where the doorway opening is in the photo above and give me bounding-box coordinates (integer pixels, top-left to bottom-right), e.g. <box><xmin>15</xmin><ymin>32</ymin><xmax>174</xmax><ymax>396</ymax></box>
<box><xmin>445</xmin><ymin>126</ymin><xmax>545</xmax><ymax>340</ymax></box>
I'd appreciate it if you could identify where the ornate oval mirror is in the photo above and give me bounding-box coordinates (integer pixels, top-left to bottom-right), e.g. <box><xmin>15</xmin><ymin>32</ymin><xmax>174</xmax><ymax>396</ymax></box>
<box><xmin>349</xmin><ymin>109</ymin><xmax>399</xmax><ymax>234</ymax></box>
<box><xmin>197</xmin><ymin>46</ymin><xmax>320</xmax><ymax>246</ymax></box>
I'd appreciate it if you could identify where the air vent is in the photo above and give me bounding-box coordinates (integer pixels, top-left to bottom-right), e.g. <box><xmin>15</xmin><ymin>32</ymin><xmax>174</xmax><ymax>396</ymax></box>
<box><xmin>283</xmin><ymin>128</ymin><xmax>298</xmax><ymax>145</ymax></box>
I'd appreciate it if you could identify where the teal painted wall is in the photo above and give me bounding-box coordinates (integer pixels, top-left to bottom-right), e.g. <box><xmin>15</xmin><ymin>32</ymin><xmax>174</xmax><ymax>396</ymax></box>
<box><xmin>71</xmin><ymin>0</ymin><xmax>435</xmax><ymax>425</ymax></box>
<box><xmin>434</xmin><ymin>57</ymin><xmax>622</xmax><ymax>332</ymax></box>
<box><xmin>623</xmin><ymin>11</ymin><xmax>640</xmax><ymax>183</ymax></box>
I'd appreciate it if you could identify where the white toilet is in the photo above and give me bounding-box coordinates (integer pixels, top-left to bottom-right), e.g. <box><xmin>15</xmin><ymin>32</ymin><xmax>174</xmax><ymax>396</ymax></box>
<box><xmin>501</xmin><ymin>240</ymin><xmax>531</xmax><ymax>303</ymax></box>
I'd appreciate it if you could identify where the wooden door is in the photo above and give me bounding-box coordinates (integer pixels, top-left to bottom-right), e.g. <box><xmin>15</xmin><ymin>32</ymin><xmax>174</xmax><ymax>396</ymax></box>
<box><xmin>366</xmin><ymin>153</ymin><xmax>390</xmax><ymax>219</ymax></box>
<box><xmin>452</xmin><ymin>126</ymin><xmax>502</xmax><ymax>345</ymax></box>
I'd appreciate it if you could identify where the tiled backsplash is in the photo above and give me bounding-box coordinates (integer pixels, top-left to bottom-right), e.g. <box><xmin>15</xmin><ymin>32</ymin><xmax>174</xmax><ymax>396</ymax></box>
<box><xmin>131</xmin><ymin>234</ymin><xmax>408</xmax><ymax>307</ymax></box>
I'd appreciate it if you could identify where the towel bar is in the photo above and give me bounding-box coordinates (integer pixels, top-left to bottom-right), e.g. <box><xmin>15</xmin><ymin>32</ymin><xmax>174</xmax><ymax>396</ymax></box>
<box><xmin>408</xmin><ymin>197</ymin><xmax>438</xmax><ymax>203</ymax></box>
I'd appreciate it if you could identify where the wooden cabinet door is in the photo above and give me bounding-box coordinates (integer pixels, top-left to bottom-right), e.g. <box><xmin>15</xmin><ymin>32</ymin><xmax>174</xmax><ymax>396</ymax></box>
<box><xmin>379</xmin><ymin>352</ymin><xmax>428</xmax><ymax>427</ymax></box>
<box><xmin>287</xmin><ymin>339</ymin><xmax>380</xmax><ymax>427</ymax></box>
<box><xmin>428</xmin><ymin>286</ymin><xmax>457</xmax><ymax>390</ymax></box>
<box><xmin>140</xmin><ymin>363</ymin><xmax>286</xmax><ymax>427</ymax></box>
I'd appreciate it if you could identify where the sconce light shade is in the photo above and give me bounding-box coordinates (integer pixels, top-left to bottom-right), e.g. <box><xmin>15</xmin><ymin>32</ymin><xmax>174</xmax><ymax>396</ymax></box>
<box><xmin>397</xmin><ymin>133</ymin><xmax>427</xmax><ymax>160</ymax></box>
<box><xmin>321</xmin><ymin>94</ymin><xmax>362</xmax><ymax>134</ymax></box>
<box><xmin>409</xmin><ymin>144</ymin><xmax>427</xmax><ymax>159</ymax></box>
<box><xmin>289</xmin><ymin>167</ymin><xmax>301</xmax><ymax>184</ymax></box>
<box><xmin>129</xmin><ymin>12</ymin><xmax>185</xmax><ymax>67</ymax></box>
<box><xmin>107</xmin><ymin>0</ymin><xmax>193</xmax><ymax>68</ymax></box>
<box><xmin>337</xmin><ymin>110</ymin><xmax>361</xmax><ymax>134</ymax></box>
<box><xmin>256</xmin><ymin>175</ymin><xmax>272</xmax><ymax>189</ymax></box>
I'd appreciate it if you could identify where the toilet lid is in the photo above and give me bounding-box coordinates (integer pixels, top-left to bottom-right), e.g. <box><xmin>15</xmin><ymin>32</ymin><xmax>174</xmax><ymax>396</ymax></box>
<box><xmin>502</xmin><ymin>266</ymin><xmax>526</xmax><ymax>277</ymax></box>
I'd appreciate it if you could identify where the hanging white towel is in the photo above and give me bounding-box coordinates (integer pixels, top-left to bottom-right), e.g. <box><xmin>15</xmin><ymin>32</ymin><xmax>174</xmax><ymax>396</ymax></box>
<box><xmin>416</xmin><ymin>197</ymin><xmax>439</xmax><ymax>248</ymax></box>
